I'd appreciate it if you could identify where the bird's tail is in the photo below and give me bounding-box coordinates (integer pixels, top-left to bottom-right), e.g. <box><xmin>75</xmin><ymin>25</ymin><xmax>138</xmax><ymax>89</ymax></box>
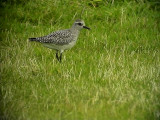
<box><xmin>29</xmin><ymin>38</ymin><xmax>37</xmax><ymax>41</ymax></box>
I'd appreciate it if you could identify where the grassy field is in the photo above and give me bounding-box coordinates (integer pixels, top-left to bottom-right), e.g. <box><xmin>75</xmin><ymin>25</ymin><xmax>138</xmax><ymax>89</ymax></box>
<box><xmin>0</xmin><ymin>0</ymin><xmax>160</xmax><ymax>120</ymax></box>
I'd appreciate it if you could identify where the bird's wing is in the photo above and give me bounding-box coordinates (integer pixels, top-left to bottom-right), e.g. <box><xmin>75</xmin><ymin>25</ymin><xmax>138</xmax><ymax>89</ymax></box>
<box><xmin>35</xmin><ymin>29</ymin><xmax>72</xmax><ymax>45</ymax></box>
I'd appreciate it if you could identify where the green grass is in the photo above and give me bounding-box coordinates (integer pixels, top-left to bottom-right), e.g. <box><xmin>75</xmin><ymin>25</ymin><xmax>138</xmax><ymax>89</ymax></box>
<box><xmin>0</xmin><ymin>0</ymin><xmax>160</xmax><ymax>120</ymax></box>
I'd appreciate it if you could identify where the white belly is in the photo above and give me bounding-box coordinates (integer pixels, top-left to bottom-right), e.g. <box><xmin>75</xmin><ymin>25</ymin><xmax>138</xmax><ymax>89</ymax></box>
<box><xmin>43</xmin><ymin>41</ymin><xmax>76</xmax><ymax>52</ymax></box>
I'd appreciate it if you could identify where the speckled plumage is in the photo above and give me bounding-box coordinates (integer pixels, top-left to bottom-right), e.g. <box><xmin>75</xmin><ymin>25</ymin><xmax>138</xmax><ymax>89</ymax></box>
<box><xmin>29</xmin><ymin>19</ymin><xmax>90</xmax><ymax>62</ymax></box>
<box><xmin>34</xmin><ymin>29</ymin><xmax>76</xmax><ymax>45</ymax></box>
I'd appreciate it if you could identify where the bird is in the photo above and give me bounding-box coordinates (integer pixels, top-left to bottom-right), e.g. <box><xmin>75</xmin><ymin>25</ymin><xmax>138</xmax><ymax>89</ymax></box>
<box><xmin>29</xmin><ymin>19</ymin><xmax>90</xmax><ymax>62</ymax></box>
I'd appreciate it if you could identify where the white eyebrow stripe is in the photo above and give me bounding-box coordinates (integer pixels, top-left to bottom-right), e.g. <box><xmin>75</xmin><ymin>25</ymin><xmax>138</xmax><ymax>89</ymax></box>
<box><xmin>75</xmin><ymin>22</ymin><xmax>82</xmax><ymax>23</ymax></box>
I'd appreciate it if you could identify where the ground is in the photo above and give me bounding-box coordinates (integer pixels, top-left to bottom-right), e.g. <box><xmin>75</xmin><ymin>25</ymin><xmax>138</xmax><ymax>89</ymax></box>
<box><xmin>0</xmin><ymin>0</ymin><xmax>160</xmax><ymax>120</ymax></box>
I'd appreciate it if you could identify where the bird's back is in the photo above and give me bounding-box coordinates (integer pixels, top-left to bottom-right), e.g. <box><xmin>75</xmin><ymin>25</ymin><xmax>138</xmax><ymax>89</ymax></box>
<box><xmin>29</xmin><ymin>29</ymin><xmax>77</xmax><ymax>45</ymax></box>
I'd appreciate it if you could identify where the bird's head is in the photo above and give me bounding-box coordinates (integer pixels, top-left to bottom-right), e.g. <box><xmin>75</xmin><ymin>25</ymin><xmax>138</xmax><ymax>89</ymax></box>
<box><xmin>72</xmin><ymin>19</ymin><xmax>90</xmax><ymax>30</ymax></box>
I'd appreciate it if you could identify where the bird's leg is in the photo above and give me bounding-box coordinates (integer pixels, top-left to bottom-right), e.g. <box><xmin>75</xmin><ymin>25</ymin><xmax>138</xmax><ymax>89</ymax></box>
<box><xmin>56</xmin><ymin>51</ymin><xmax>59</xmax><ymax>61</ymax></box>
<box><xmin>59</xmin><ymin>53</ymin><xmax>62</xmax><ymax>62</ymax></box>
<box><xmin>58</xmin><ymin>50</ymin><xmax>63</xmax><ymax>62</ymax></box>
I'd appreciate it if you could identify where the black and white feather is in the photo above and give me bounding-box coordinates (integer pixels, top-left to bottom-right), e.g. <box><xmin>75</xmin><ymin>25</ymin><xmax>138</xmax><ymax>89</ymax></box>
<box><xmin>29</xmin><ymin>29</ymin><xmax>75</xmax><ymax>45</ymax></box>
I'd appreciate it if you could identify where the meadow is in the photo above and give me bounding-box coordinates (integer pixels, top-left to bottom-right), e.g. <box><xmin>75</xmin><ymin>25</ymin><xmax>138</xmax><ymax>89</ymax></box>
<box><xmin>0</xmin><ymin>0</ymin><xmax>160</xmax><ymax>119</ymax></box>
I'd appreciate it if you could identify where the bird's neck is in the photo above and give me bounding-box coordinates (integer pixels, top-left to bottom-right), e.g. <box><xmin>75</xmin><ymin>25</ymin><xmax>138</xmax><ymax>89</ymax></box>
<box><xmin>71</xmin><ymin>27</ymin><xmax>80</xmax><ymax>34</ymax></box>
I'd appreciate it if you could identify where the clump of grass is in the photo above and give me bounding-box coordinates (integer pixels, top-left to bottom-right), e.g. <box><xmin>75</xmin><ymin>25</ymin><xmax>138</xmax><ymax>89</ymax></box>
<box><xmin>0</xmin><ymin>0</ymin><xmax>160</xmax><ymax>120</ymax></box>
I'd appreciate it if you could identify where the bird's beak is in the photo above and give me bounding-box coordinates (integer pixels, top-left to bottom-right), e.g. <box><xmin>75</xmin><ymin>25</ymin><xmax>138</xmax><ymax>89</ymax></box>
<box><xmin>83</xmin><ymin>26</ymin><xmax>90</xmax><ymax>30</ymax></box>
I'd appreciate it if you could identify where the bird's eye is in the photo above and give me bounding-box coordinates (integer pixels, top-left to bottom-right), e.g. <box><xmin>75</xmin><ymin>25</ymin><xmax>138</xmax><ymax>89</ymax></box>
<box><xmin>78</xmin><ymin>23</ymin><xmax>82</xmax><ymax>26</ymax></box>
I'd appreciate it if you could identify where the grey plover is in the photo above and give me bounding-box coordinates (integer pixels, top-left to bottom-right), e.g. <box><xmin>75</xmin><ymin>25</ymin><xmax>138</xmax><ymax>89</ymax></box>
<box><xmin>29</xmin><ymin>19</ymin><xmax>90</xmax><ymax>62</ymax></box>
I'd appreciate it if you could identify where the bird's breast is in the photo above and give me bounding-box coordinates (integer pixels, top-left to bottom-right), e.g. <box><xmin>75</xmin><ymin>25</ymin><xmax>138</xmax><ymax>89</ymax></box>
<box><xmin>43</xmin><ymin>40</ymin><xmax>76</xmax><ymax>51</ymax></box>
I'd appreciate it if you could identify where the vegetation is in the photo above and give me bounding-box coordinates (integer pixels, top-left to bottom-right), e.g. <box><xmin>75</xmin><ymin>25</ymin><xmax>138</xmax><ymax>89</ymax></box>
<box><xmin>0</xmin><ymin>0</ymin><xmax>160</xmax><ymax>119</ymax></box>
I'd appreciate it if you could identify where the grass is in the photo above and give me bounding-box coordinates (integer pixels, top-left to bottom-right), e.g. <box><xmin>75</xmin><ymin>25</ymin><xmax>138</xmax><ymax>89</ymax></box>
<box><xmin>0</xmin><ymin>0</ymin><xmax>160</xmax><ymax>120</ymax></box>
